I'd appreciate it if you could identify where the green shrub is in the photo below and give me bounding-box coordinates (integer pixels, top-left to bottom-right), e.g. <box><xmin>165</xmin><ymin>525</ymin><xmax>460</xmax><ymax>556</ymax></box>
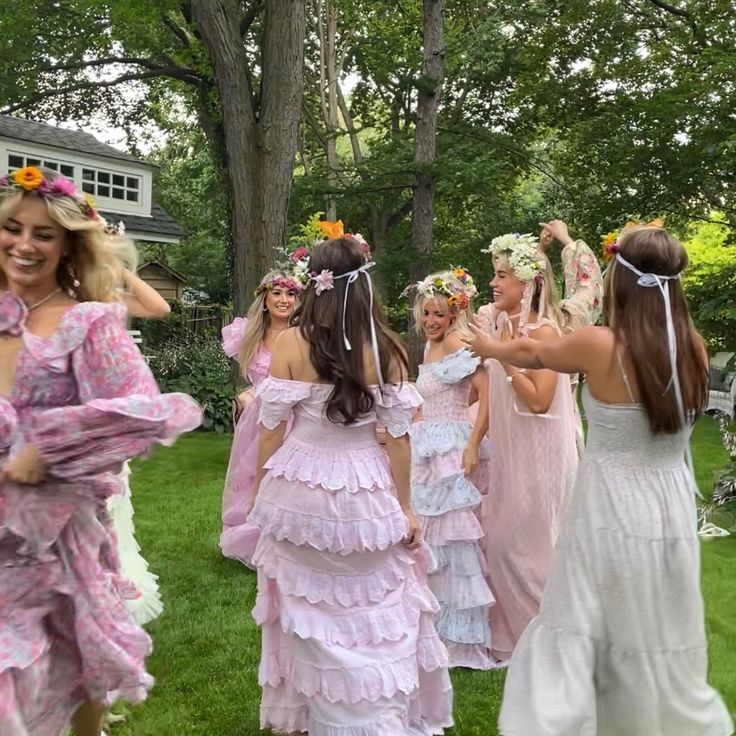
<box><xmin>149</xmin><ymin>332</ymin><xmax>233</xmax><ymax>433</ymax></box>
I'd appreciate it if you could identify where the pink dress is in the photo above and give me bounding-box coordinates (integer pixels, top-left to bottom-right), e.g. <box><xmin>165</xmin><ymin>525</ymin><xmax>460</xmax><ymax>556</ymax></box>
<box><xmin>219</xmin><ymin>318</ymin><xmax>272</xmax><ymax>566</ymax></box>
<box><xmin>476</xmin><ymin>307</ymin><xmax>579</xmax><ymax>662</ymax></box>
<box><xmin>249</xmin><ymin>376</ymin><xmax>453</xmax><ymax>735</ymax></box>
<box><xmin>0</xmin><ymin>292</ymin><xmax>201</xmax><ymax>735</ymax></box>
<box><xmin>411</xmin><ymin>348</ymin><xmax>494</xmax><ymax>669</ymax></box>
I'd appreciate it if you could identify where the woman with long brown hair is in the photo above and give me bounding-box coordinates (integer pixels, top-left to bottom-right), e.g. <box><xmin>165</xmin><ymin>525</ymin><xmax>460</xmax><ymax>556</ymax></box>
<box><xmin>247</xmin><ymin>237</ymin><xmax>453</xmax><ymax>734</ymax></box>
<box><xmin>220</xmin><ymin>269</ymin><xmax>300</xmax><ymax>566</ymax></box>
<box><xmin>468</xmin><ymin>225</ymin><xmax>733</xmax><ymax>735</ymax></box>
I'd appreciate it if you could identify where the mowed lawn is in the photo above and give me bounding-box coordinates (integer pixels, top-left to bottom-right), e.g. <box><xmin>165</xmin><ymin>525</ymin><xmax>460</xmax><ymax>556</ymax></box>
<box><xmin>111</xmin><ymin>418</ymin><xmax>736</xmax><ymax>735</ymax></box>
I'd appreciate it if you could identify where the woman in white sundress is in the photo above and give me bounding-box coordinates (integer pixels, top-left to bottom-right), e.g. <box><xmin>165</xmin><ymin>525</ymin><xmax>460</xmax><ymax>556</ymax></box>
<box><xmin>468</xmin><ymin>223</ymin><xmax>733</xmax><ymax>736</ymax></box>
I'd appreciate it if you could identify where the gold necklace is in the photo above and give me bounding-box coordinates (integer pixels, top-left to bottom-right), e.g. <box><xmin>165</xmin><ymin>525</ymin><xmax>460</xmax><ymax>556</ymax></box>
<box><xmin>25</xmin><ymin>287</ymin><xmax>62</xmax><ymax>312</ymax></box>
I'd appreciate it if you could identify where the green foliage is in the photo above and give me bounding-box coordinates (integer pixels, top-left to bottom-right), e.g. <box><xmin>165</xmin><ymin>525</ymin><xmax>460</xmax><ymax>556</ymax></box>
<box><xmin>149</xmin><ymin>331</ymin><xmax>232</xmax><ymax>434</ymax></box>
<box><xmin>682</xmin><ymin>216</ymin><xmax>736</xmax><ymax>350</ymax></box>
<box><xmin>701</xmin><ymin>415</ymin><xmax>736</xmax><ymax>534</ymax></box>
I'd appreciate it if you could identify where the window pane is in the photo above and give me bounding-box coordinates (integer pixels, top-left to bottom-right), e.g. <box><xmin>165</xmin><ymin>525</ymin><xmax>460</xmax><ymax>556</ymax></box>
<box><xmin>97</xmin><ymin>185</ymin><xmax>110</xmax><ymax>197</ymax></box>
<box><xmin>26</xmin><ymin>158</ymin><xmax>41</xmax><ymax>166</ymax></box>
<box><xmin>82</xmin><ymin>169</ymin><xmax>95</xmax><ymax>181</ymax></box>
<box><xmin>126</xmin><ymin>190</ymin><xmax>139</xmax><ymax>202</ymax></box>
<box><xmin>8</xmin><ymin>155</ymin><xmax>23</xmax><ymax>168</ymax></box>
<box><xmin>82</xmin><ymin>182</ymin><xmax>95</xmax><ymax>194</ymax></box>
<box><xmin>98</xmin><ymin>171</ymin><xmax>110</xmax><ymax>184</ymax></box>
<box><xmin>60</xmin><ymin>164</ymin><xmax>74</xmax><ymax>177</ymax></box>
<box><xmin>44</xmin><ymin>161</ymin><xmax>58</xmax><ymax>170</ymax></box>
<box><xmin>127</xmin><ymin>177</ymin><xmax>139</xmax><ymax>189</ymax></box>
<box><xmin>112</xmin><ymin>187</ymin><xmax>124</xmax><ymax>199</ymax></box>
<box><xmin>112</xmin><ymin>174</ymin><xmax>124</xmax><ymax>186</ymax></box>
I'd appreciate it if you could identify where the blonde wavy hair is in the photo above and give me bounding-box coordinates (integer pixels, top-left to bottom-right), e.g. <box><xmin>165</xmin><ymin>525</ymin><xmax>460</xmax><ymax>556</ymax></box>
<box><xmin>411</xmin><ymin>271</ymin><xmax>475</xmax><ymax>339</ymax></box>
<box><xmin>0</xmin><ymin>170</ymin><xmax>137</xmax><ymax>303</ymax></box>
<box><xmin>239</xmin><ymin>269</ymin><xmax>297</xmax><ymax>374</ymax></box>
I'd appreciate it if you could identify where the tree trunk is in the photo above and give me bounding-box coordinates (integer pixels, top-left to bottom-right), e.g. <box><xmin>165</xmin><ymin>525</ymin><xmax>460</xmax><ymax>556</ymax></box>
<box><xmin>409</xmin><ymin>0</ymin><xmax>444</xmax><ymax>368</ymax></box>
<box><xmin>191</xmin><ymin>0</ymin><xmax>306</xmax><ymax>315</ymax></box>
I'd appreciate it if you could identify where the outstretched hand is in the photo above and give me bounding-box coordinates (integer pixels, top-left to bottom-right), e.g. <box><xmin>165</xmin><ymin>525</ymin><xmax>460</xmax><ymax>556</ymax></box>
<box><xmin>464</xmin><ymin>318</ymin><xmax>497</xmax><ymax>360</ymax></box>
<box><xmin>0</xmin><ymin>444</ymin><xmax>45</xmax><ymax>485</ymax></box>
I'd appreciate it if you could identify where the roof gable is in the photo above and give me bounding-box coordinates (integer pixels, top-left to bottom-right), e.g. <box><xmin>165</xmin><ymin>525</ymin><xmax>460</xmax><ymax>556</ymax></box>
<box><xmin>0</xmin><ymin>115</ymin><xmax>153</xmax><ymax>168</ymax></box>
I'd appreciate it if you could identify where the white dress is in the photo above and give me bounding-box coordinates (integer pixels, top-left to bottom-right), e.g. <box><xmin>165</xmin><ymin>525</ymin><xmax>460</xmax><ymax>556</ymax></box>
<box><xmin>107</xmin><ymin>462</ymin><xmax>164</xmax><ymax>626</ymax></box>
<box><xmin>499</xmin><ymin>386</ymin><xmax>734</xmax><ymax>735</ymax></box>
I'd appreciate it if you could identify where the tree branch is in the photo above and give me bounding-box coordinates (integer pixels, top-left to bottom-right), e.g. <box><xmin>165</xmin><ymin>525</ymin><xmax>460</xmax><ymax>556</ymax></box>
<box><xmin>1</xmin><ymin>69</ymin><xmax>195</xmax><ymax>115</ymax></box>
<box><xmin>240</xmin><ymin>0</ymin><xmax>264</xmax><ymax>36</ymax></box>
<box><xmin>645</xmin><ymin>0</ymin><xmax>690</xmax><ymax>20</ymax></box>
<box><xmin>163</xmin><ymin>13</ymin><xmax>192</xmax><ymax>47</ymax></box>
<box><xmin>302</xmin><ymin>101</ymin><xmax>329</xmax><ymax>149</ymax></box>
<box><xmin>9</xmin><ymin>55</ymin><xmax>201</xmax><ymax>86</ymax></box>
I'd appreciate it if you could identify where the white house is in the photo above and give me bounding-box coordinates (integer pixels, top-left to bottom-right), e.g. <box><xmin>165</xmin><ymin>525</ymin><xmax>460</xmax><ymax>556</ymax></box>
<box><xmin>0</xmin><ymin>115</ymin><xmax>183</xmax><ymax>245</ymax></box>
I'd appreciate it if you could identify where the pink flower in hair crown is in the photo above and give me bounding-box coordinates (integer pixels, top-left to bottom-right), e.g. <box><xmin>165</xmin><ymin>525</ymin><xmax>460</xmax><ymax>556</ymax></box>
<box><xmin>290</xmin><ymin>247</ymin><xmax>311</xmax><ymax>262</ymax></box>
<box><xmin>311</xmin><ymin>269</ymin><xmax>335</xmax><ymax>295</ymax></box>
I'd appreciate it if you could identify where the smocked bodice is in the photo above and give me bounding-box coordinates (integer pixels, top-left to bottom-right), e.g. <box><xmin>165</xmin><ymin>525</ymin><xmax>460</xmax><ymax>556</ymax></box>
<box><xmin>582</xmin><ymin>387</ymin><xmax>690</xmax><ymax>469</ymax></box>
<box><xmin>416</xmin><ymin>348</ymin><xmax>479</xmax><ymax>423</ymax></box>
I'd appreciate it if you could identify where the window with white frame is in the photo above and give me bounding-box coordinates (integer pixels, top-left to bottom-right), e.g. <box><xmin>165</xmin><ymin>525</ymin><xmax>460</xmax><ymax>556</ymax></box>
<box><xmin>81</xmin><ymin>166</ymin><xmax>140</xmax><ymax>203</ymax></box>
<box><xmin>7</xmin><ymin>152</ymin><xmax>75</xmax><ymax>179</ymax></box>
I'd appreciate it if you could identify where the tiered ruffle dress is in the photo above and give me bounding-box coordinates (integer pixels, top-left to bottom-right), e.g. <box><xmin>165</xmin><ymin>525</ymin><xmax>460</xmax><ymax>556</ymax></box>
<box><xmin>499</xmin><ymin>388</ymin><xmax>734</xmax><ymax>736</ymax></box>
<box><xmin>249</xmin><ymin>376</ymin><xmax>453</xmax><ymax>735</ymax></box>
<box><xmin>411</xmin><ymin>348</ymin><xmax>494</xmax><ymax>669</ymax></box>
<box><xmin>107</xmin><ymin>462</ymin><xmax>164</xmax><ymax>625</ymax></box>
<box><xmin>219</xmin><ymin>317</ymin><xmax>273</xmax><ymax>566</ymax></box>
<box><xmin>475</xmin><ymin>310</ymin><xmax>579</xmax><ymax>663</ymax></box>
<box><xmin>0</xmin><ymin>293</ymin><xmax>201</xmax><ymax>735</ymax></box>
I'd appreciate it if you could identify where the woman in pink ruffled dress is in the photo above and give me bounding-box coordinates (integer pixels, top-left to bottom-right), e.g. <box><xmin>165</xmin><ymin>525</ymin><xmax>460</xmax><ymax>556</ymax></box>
<box><xmin>220</xmin><ymin>269</ymin><xmax>300</xmax><ymax>566</ymax></box>
<box><xmin>473</xmin><ymin>231</ymin><xmax>582</xmax><ymax>664</ymax></box>
<box><xmin>0</xmin><ymin>167</ymin><xmax>201</xmax><ymax>736</ymax></box>
<box><xmin>248</xmin><ymin>237</ymin><xmax>453</xmax><ymax>735</ymax></box>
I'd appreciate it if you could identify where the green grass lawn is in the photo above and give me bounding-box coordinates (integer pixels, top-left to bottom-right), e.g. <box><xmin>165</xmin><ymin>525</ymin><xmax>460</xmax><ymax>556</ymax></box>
<box><xmin>111</xmin><ymin>418</ymin><xmax>736</xmax><ymax>735</ymax></box>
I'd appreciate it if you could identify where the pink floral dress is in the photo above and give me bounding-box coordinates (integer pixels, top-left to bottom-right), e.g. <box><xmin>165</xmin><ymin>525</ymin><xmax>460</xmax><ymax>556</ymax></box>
<box><xmin>219</xmin><ymin>318</ymin><xmax>274</xmax><ymax>567</ymax></box>
<box><xmin>0</xmin><ymin>292</ymin><xmax>201</xmax><ymax>735</ymax></box>
<box><xmin>249</xmin><ymin>377</ymin><xmax>453</xmax><ymax>735</ymax></box>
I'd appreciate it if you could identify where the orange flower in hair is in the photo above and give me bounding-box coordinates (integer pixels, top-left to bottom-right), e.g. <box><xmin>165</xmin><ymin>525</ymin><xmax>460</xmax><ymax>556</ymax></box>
<box><xmin>318</xmin><ymin>219</ymin><xmax>344</xmax><ymax>239</ymax></box>
<box><xmin>11</xmin><ymin>166</ymin><xmax>44</xmax><ymax>191</ymax></box>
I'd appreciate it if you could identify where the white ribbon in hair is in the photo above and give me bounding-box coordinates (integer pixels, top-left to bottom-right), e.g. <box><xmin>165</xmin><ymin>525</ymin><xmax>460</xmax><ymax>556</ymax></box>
<box><xmin>334</xmin><ymin>261</ymin><xmax>384</xmax><ymax>389</ymax></box>
<box><xmin>615</xmin><ymin>253</ymin><xmax>698</xmax><ymax>493</ymax></box>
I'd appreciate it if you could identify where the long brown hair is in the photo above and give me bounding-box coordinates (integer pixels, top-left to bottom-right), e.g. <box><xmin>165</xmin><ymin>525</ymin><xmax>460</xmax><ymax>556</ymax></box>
<box><xmin>292</xmin><ymin>237</ymin><xmax>408</xmax><ymax>425</ymax></box>
<box><xmin>604</xmin><ymin>226</ymin><xmax>707</xmax><ymax>433</ymax></box>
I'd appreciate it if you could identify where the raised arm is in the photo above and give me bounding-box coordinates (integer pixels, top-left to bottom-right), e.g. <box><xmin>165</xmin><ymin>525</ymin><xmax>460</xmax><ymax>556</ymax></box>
<box><xmin>122</xmin><ymin>269</ymin><xmax>171</xmax><ymax>318</ymax></box>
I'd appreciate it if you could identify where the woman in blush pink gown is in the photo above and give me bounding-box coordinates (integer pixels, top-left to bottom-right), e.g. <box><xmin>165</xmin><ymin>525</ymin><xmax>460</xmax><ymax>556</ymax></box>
<box><xmin>220</xmin><ymin>270</ymin><xmax>300</xmax><ymax>567</ymax></box>
<box><xmin>474</xmin><ymin>232</ymin><xmax>580</xmax><ymax>665</ymax></box>
<box><xmin>249</xmin><ymin>237</ymin><xmax>452</xmax><ymax>735</ymax></box>
<box><xmin>0</xmin><ymin>166</ymin><xmax>201</xmax><ymax>736</ymax></box>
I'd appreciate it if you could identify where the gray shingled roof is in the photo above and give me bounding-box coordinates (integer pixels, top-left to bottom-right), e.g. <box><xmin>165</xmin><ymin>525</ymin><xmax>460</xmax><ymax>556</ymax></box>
<box><xmin>100</xmin><ymin>203</ymin><xmax>184</xmax><ymax>241</ymax></box>
<box><xmin>0</xmin><ymin>115</ymin><xmax>153</xmax><ymax>167</ymax></box>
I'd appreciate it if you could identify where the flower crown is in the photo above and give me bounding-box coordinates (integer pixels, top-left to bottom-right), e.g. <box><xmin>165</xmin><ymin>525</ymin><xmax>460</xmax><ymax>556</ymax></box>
<box><xmin>402</xmin><ymin>266</ymin><xmax>478</xmax><ymax>313</ymax></box>
<box><xmin>254</xmin><ymin>275</ymin><xmax>303</xmax><ymax>297</ymax></box>
<box><xmin>284</xmin><ymin>213</ymin><xmax>374</xmax><ymax>296</ymax></box>
<box><xmin>601</xmin><ymin>218</ymin><xmax>665</xmax><ymax>261</ymax></box>
<box><xmin>482</xmin><ymin>232</ymin><xmax>545</xmax><ymax>283</ymax></box>
<box><xmin>0</xmin><ymin>166</ymin><xmax>99</xmax><ymax>221</ymax></box>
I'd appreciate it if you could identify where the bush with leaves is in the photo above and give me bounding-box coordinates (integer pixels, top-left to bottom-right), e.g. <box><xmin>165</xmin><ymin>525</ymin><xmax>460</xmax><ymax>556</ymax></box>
<box><xmin>149</xmin><ymin>331</ymin><xmax>233</xmax><ymax>434</ymax></box>
<box><xmin>701</xmin><ymin>414</ymin><xmax>736</xmax><ymax>534</ymax></box>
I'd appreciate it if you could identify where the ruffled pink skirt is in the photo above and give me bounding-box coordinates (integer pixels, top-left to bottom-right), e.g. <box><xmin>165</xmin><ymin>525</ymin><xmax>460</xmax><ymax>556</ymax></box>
<box><xmin>249</xmin><ymin>434</ymin><xmax>454</xmax><ymax>735</ymax></box>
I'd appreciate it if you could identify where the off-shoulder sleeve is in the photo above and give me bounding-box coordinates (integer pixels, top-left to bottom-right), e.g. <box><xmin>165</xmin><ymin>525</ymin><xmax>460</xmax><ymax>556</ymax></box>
<box><xmin>375</xmin><ymin>383</ymin><xmax>423</xmax><ymax>438</ymax></box>
<box><xmin>559</xmin><ymin>239</ymin><xmax>603</xmax><ymax>334</ymax></box>
<box><xmin>27</xmin><ymin>303</ymin><xmax>201</xmax><ymax>479</ymax></box>
<box><xmin>221</xmin><ymin>317</ymin><xmax>248</xmax><ymax>359</ymax></box>
<box><xmin>432</xmin><ymin>348</ymin><xmax>480</xmax><ymax>384</ymax></box>
<box><xmin>257</xmin><ymin>376</ymin><xmax>312</xmax><ymax>430</ymax></box>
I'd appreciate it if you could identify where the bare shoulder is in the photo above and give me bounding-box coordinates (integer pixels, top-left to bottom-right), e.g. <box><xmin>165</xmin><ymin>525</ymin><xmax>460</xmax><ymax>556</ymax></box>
<box><xmin>443</xmin><ymin>331</ymin><xmax>467</xmax><ymax>354</ymax></box>
<box><xmin>527</xmin><ymin>323</ymin><xmax>558</xmax><ymax>341</ymax></box>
